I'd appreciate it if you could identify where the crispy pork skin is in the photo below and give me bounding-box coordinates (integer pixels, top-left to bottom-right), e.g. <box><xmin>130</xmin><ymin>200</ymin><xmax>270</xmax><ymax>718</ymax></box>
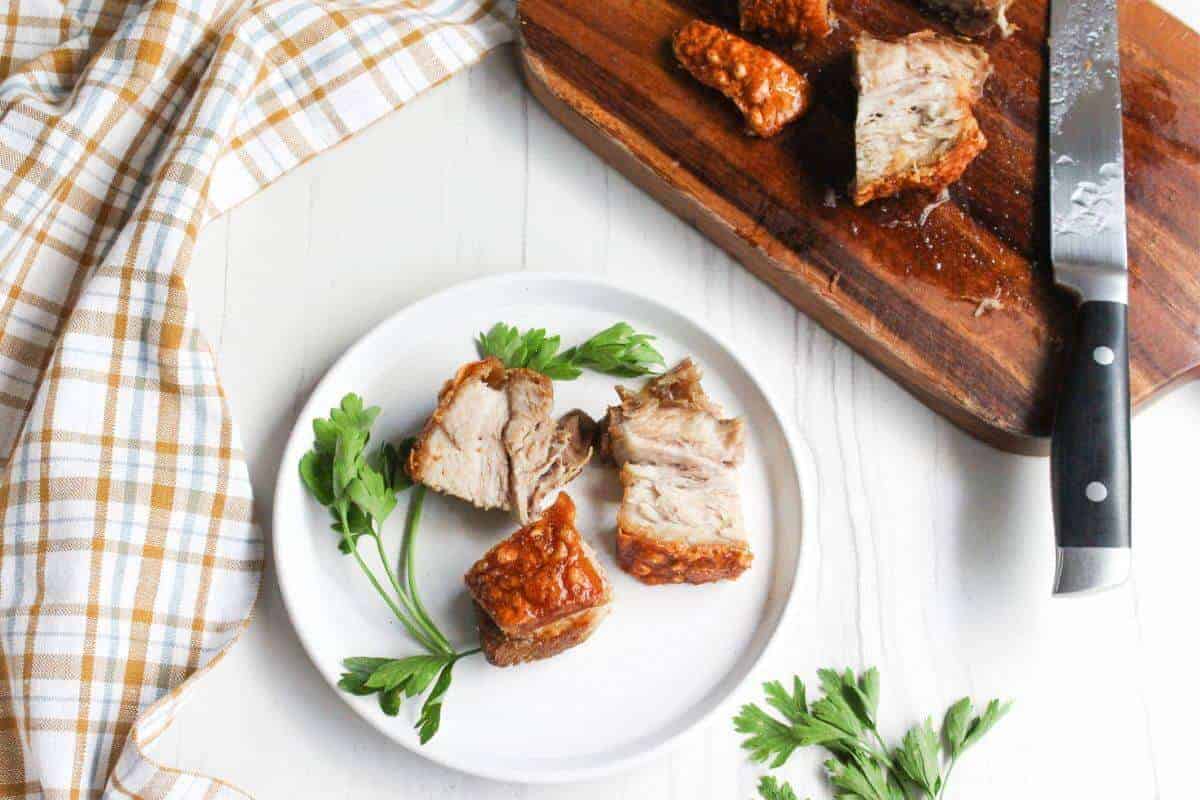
<box><xmin>465</xmin><ymin>494</ymin><xmax>612</xmax><ymax>666</ymax></box>
<box><xmin>673</xmin><ymin>20</ymin><xmax>811</xmax><ymax>137</ymax></box>
<box><xmin>604</xmin><ymin>359</ymin><xmax>751</xmax><ymax>585</ymax></box>
<box><xmin>740</xmin><ymin>0</ymin><xmax>834</xmax><ymax>42</ymax></box>
<box><xmin>851</xmin><ymin>31</ymin><xmax>992</xmax><ymax>206</ymax></box>
<box><xmin>408</xmin><ymin>360</ymin><xmax>595</xmax><ymax>520</ymax></box>
<box><xmin>922</xmin><ymin>0</ymin><xmax>1015</xmax><ymax>37</ymax></box>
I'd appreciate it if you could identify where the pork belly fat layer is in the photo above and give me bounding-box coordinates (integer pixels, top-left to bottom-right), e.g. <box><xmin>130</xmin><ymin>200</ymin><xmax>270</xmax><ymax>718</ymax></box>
<box><xmin>852</xmin><ymin>31</ymin><xmax>992</xmax><ymax>206</ymax></box>
<box><xmin>604</xmin><ymin>357</ymin><xmax>743</xmax><ymax>470</ymax></box>
<box><xmin>619</xmin><ymin>463</ymin><xmax>745</xmax><ymax>545</ymax></box>
<box><xmin>605</xmin><ymin>359</ymin><xmax>752</xmax><ymax>585</ymax></box>
<box><xmin>673</xmin><ymin>20</ymin><xmax>811</xmax><ymax>137</ymax></box>
<box><xmin>408</xmin><ymin>359</ymin><xmax>595</xmax><ymax>520</ymax></box>
<box><xmin>464</xmin><ymin>493</ymin><xmax>611</xmax><ymax>638</ymax></box>
<box><xmin>740</xmin><ymin>0</ymin><xmax>834</xmax><ymax>41</ymax></box>
<box><xmin>606</xmin><ymin>399</ymin><xmax>744</xmax><ymax>472</ymax></box>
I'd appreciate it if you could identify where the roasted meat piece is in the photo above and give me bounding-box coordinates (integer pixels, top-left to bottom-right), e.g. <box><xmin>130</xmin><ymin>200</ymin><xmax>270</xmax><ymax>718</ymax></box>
<box><xmin>603</xmin><ymin>359</ymin><xmax>752</xmax><ymax>585</ymax></box>
<box><xmin>922</xmin><ymin>0</ymin><xmax>1015</xmax><ymax>37</ymax></box>
<box><xmin>408</xmin><ymin>358</ymin><xmax>596</xmax><ymax>522</ymax></box>
<box><xmin>740</xmin><ymin>0</ymin><xmax>834</xmax><ymax>42</ymax></box>
<box><xmin>408</xmin><ymin>359</ymin><xmax>510</xmax><ymax>510</ymax></box>
<box><xmin>673</xmin><ymin>20</ymin><xmax>811</xmax><ymax>137</ymax></box>
<box><xmin>851</xmin><ymin>31</ymin><xmax>992</xmax><ymax>206</ymax></box>
<box><xmin>505</xmin><ymin>371</ymin><xmax>596</xmax><ymax>523</ymax></box>
<box><xmin>475</xmin><ymin>605</ymin><xmax>609</xmax><ymax>668</ymax></box>
<box><xmin>465</xmin><ymin>494</ymin><xmax>612</xmax><ymax>666</ymax></box>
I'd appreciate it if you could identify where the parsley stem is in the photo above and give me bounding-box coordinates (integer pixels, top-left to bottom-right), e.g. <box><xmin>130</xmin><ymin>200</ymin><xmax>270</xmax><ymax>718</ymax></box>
<box><xmin>869</xmin><ymin>728</ymin><xmax>895</xmax><ymax>769</ymax></box>
<box><xmin>371</xmin><ymin>525</ymin><xmax>451</xmax><ymax>657</ymax></box>
<box><xmin>938</xmin><ymin>757</ymin><xmax>959</xmax><ymax>799</ymax></box>
<box><xmin>401</xmin><ymin>486</ymin><xmax>454</xmax><ymax>655</ymax></box>
<box><xmin>456</xmin><ymin>646</ymin><xmax>482</xmax><ymax>658</ymax></box>
<box><xmin>338</xmin><ymin>507</ymin><xmax>442</xmax><ymax>654</ymax></box>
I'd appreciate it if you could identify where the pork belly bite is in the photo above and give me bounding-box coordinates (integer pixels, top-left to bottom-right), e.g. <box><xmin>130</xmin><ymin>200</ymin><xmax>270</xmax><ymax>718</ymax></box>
<box><xmin>851</xmin><ymin>31</ymin><xmax>992</xmax><ymax>206</ymax></box>
<box><xmin>408</xmin><ymin>359</ymin><xmax>511</xmax><ymax>510</ymax></box>
<box><xmin>921</xmin><ymin>0</ymin><xmax>1015</xmax><ymax>37</ymax></box>
<box><xmin>672</xmin><ymin>20</ymin><xmax>811</xmax><ymax>137</ymax></box>
<box><xmin>505</xmin><ymin>371</ymin><xmax>596</xmax><ymax>523</ymax></box>
<box><xmin>408</xmin><ymin>359</ymin><xmax>596</xmax><ymax>522</ymax></box>
<box><xmin>465</xmin><ymin>494</ymin><xmax>612</xmax><ymax>666</ymax></box>
<box><xmin>740</xmin><ymin>0</ymin><xmax>834</xmax><ymax>43</ymax></box>
<box><xmin>603</xmin><ymin>359</ymin><xmax>752</xmax><ymax>585</ymax></box>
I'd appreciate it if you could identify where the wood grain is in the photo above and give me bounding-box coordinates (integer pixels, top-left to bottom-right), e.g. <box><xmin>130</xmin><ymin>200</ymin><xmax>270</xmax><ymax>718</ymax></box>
<box><xmin>518</xmin><ymin>0</ymin><xmax>1200</xmax><ymax>453</ymax></box>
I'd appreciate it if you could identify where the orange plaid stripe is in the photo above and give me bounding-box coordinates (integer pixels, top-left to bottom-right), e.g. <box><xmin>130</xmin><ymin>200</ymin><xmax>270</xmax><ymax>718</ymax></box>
<box><xmin>0</xmin><ymin>0</ymin><xmax>513</xmax><ymax>796</ymax></box>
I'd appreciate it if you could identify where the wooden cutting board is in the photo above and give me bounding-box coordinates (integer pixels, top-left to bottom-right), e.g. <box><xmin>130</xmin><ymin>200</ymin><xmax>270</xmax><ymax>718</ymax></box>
<box><xmin>517</xmin><ymin>0</ymin><xmax>1200</xmax><ymax>454</ymax></box>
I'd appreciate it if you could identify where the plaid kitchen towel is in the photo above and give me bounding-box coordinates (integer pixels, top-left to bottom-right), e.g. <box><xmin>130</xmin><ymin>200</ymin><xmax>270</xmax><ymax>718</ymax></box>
<box><xmin>0</xmin><ymin>0</ymin><xmax>513</xmax><ymax>796</ymax></box>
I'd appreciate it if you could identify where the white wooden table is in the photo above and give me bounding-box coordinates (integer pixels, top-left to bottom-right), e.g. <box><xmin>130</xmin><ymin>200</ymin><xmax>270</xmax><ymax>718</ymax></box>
<box><xmin>166</xmin><ymin>5</ymin><xmax>1200</xmax><ymax>796</ymax></box>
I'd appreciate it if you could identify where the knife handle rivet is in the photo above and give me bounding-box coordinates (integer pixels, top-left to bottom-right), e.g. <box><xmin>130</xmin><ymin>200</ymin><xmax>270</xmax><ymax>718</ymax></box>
<box><xmin>1086</xmin><ymin>481</ymin><xmax>1109</xmax><ymax>503</ymax></box>
<box><xmin>1093</xmin><ymin>346</ymin><xmax>1115</xmax><ymax>365</ymax></box>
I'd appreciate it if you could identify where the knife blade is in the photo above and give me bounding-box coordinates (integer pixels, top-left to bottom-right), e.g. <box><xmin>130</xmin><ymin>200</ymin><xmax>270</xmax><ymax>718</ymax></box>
<box><xmin>1049</xmin><ymin>0</ymin><xmax>1128</xmax><ymax>300</ymax></box>
<box><xmin>1047</xmin><ymin>0</ymin><xmax>1132</xmax><ymax>595</ymax></box>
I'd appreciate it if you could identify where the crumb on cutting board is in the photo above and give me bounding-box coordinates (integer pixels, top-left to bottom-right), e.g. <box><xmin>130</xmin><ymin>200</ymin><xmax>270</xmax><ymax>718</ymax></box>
<box><xmin>918</xmin><ymin>188</ymin><xmax>951</xmax><ymax>226</ymax></box>
<box><xmin>970</xmin><ymin>287</ymin><xmax>1004</xmax><ymax>317</ymax></box>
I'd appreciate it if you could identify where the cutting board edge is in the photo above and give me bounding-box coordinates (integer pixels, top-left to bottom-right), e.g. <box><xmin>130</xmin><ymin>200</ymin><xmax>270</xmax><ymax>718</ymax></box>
<box><xmin>520</xmin><ymin>44</ymin><xmax>1055</xmax><ymax>455</ymax></box>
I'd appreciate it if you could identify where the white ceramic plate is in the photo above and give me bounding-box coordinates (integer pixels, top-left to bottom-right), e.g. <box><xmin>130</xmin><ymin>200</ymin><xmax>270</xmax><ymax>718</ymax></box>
<box><xmin>273</xmin><ymin>272</ymin><xmax>810</xmax><ymax>783</ymax></box>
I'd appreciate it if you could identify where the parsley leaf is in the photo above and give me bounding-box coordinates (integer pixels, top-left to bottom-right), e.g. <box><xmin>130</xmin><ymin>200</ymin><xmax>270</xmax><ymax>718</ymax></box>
<box><xmin>337</xmin><ymin>657</ymin><xmax>387</xmax><ymax>696</ymax></box>
<box><xmin>736</xmin><ymin>668</ymin><xmax>1010</xmax><ymax>800</ymax></box>
<box><xmin>811</xmin><ymin>678</ymin><xmax>866</xmax><ymax>739</ymax></box>
<box><xmin>961</xmin><ymin>698</ymin><xmax>1012</xmax><ymax>752</ymax></box>
<box><xmin>330</xmin><ymin>392</ymin><xmax>380</xmax><ymax>434</ymax></box>
<box><xmin>941</xmin><ymin>698</ymin><xmax>973</xmax><ymax>757</ymax></box>
<box><xmin>417</xmin><ymin>660</ymin><xmax>456</xmax><ymax>744</ymax></box>
<box><xmin>735</xmin><ymin>701</ymin><xmax>805</xmax><ymax>768</ymax></box>
<box><xmin>562</xmin><ymin>322</ymin><xmax>666</xmax><ymax>378</ymax></box>
<box><xmin>379</xmin><ymin>684</ymin><xmax>404</xmax><ymax>716</ymax></box>
<box><xmin>893</xmin><ymin>718</ymin><xmax>942</xmax><ymax>797</ymax></box>
<box><xmin>341</xmin><ymin>655</ymin><xmax>455</xmax><ymax>719</ymax></box>
<box><xmin>476</xmin><ymin>321</ymin><xmax>665</xmax><ymax>380</ymax></box>
<box><xmin>347</xmin><ymin>461</ymin><xmax>397</xmax><ymax>526</ymax></box>
<box><xmin>300</xmin><ymin>394</ymin><xmax>483</xmax><ymax>745</ymax></box>
<box><xmin>364</xmin><ymin>654</ymin><xmax>449</xmax><ymax>693</ymax></box>
<box><xmin>765</xmin><ymin>677</ymin><xmax>807</xmax><ymax>723</ymax></box>
<box><xmin>375</xmin><ymin>438</ymin><xmax>414</xmax><ymax>493</ymax></box>
<box><xmin>331</xmin><ymin>503</ymin><xmax>372</xmax><ymax>554</ymax></box>
<box><xmin>826</xmin><ymin>753</ymin><xmax>905</xmax><ymax>800</ymax></box>
<box><xmin>298</xmin><ymin>450</ymin><xmax>335</xmax><ymax>506</ymax></box>
<box><xmin>758</xmin><ymin>775</ymin><xmax>804</xmax><ymax>800</ymax></box>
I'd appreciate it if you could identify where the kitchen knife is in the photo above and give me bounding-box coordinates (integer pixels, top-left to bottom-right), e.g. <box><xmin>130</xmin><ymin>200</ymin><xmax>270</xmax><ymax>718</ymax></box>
<box><xmin>1048</xmin><ymin>0</ymin><xmax>1131</xmax><ymax>594</ymax></box>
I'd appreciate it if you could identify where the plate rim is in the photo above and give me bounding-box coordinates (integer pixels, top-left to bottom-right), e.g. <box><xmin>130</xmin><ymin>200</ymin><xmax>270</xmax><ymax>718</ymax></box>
<box><xmin>271</xmin><ymin>270</ymin><xmax>816</xmax><ymax>783</ymax></box>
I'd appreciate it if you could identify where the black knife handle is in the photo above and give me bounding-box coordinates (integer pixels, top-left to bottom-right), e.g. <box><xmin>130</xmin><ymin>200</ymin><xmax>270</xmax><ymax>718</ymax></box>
<box><xmin>1050</xmin><ymin>301</ymin><xmax>1131</xmax><ymax>550</ymax></box>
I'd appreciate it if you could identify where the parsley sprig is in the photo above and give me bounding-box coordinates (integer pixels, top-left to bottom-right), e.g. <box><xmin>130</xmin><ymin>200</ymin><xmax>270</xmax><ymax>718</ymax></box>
<box><xmin>736</xmin><ymin>667</ymin><xmax>1011</xmax><ymax>800</ymax></box>
<box><xmin>299</xmin><ymin>393</ymin><xmax>479</xmax><ymax>743</ymax></box>
<box><xmin>758</xmin><ymin>776</ymin><xmax>801</xmax><ymax>800</ymax></box>
<box><xmin>477</xmin><ymin>321</ymin><xmax>666</xmax><ymax>380</ymax></box>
